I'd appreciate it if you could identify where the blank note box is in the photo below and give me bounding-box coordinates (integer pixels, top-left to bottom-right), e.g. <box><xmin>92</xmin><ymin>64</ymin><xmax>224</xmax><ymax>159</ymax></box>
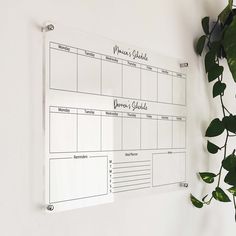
<box><xmin>123</xmin><ymin>118</ymin><xmax>140</xmax><ymax>150</ymax></box>
<box><xmin>173</xmin><ymin>78</ymin><xmax>186</xmax><ymax>105</ymax></box>
<box><xmin>78</xmin><ymin>115</ymin><xmax>101</xmax><ymax>152</ymax></box>
<box><xmin>50</xmin><ymin>113</ymin><xmax>77</xmax><ymax>153</ymax></box>
<box><xmin>141</xmin><ymin>70</ymin><xmax>157</xmax><ymax>101</ymax></box>
<box><xmin>157</xmin><ymin>120</ymin><xmax>172</xmax><ymax>149</ymax></box>
<box><xmin>152</xmin><ymin>153</ymin><xmax>186</xmax><ymax>186</ymax></box>
<box><xmin>102</xmin><ymin>116</ymin><xmax>122</xmax><ymax>151</ymax></box>
<box><xmin>141</xmin><ymin>119</ymin><xmax>157</xmax><ymax>149</ymax></box>
<box><xmin>50</xmin><ymin>157</ymin><xmax>108</xmax><ymax>203</ymax></box>
<box><xmin>173</xmin><ymin>121</ymin><xmax>186</xmax><ymax>148</ymax></box>
<box><xmin>123</xmin><ymin>66</ymin><xmax>141</xmax><ymax>99</ymax></box>
<box><xmin>158</xmin><ymin>73</ymin><xmax>172</xmax><ymax>103</ymax></box>
<box><xmin>78</xmin><ymin>56</ymin><xmax>101</xmax><ymax>94</ymax></box>
<box><xmin>102</xmin><ymin>61</ymin><xmax>122</xmax><ymax>96</ymax></box>
<box><xmin>50</xmin><ymin>49</ymin><xmax>77</xmax><ymax>91</ymax></box>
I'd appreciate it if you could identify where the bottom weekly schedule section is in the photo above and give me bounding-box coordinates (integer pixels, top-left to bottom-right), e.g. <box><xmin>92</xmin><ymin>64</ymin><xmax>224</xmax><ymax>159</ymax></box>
<box><xmin>49</xmin><ymin>106</ymin><xmax>186</xmax><ymax>153</ymax></box>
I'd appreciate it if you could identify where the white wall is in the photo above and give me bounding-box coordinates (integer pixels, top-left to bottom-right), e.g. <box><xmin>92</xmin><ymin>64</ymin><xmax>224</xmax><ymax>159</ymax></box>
<box><xmin>1</xmin><ymin>0</ymin><xmax>236</xmax><ymax>235</ymax></box>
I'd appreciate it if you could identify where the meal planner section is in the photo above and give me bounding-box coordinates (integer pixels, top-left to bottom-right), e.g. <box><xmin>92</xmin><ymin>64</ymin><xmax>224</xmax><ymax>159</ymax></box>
<box><xmin>45</xmin><ymin>31</ymin><xmax>187</xmax><ymax>211</ymax></box>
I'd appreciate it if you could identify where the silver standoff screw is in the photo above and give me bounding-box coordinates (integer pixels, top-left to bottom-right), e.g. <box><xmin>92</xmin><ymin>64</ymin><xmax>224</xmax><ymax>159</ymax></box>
<box><xmin>44</xmin><ymin>24</ymin><xmax>55</xmax><ymax>32</ymax></box>
<box><xmin>47</xmin><ymin>204</ymin><xmax>54</xmax><ymax>211</ymax></box>
<box><xmin>180</xmin><ymin>182</ymin><xmax>189</xmax><ymax>188</ymax></box>
<box><xmin>180</xmin><ymin>63</ymin><xmax>189</xmax><ymax>68</ymax></box>
<box><xmin>47</xmin><ymin>24</ymin><xmax>55</xmax><ymax>31</ymax></box>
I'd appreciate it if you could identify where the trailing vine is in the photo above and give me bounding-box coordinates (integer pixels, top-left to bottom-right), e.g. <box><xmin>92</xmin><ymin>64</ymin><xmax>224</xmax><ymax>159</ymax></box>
<box><xmin>190</xmin><ymin>0</ymin><xmax>236</xmax><ymax>221</ymax></box>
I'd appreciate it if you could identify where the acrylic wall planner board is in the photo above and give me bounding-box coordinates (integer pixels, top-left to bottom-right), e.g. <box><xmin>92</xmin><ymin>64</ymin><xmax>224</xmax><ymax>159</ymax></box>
<box><xmin>43</xmin><ymin>23</ymin><xmax>188</xmax><ymax>212</ymax></box>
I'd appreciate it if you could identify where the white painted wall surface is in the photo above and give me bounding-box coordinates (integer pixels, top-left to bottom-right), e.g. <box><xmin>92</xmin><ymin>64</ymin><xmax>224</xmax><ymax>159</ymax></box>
<box><xmin>1</xmin><ymin>0</ymin><xmax>236</xmax><ymax>235</ymax></box>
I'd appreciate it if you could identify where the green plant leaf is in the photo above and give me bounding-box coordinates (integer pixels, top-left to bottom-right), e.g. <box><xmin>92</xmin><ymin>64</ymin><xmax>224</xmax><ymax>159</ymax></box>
<box><xmin>228</xmin><ymin>186</ymin><xmax>236</xmax><ymax>196</ymax></box>
<box><xmin>205</xmin><ymin>118</ymin><xmax>225</xmax><ymax>137</ymax></box>
<box><xmin>207</xmin><ymin>140</ymin><xmax>220</xmax><ymax>154</ymax></box>
<box><xmin>212</xmin><ymin>187</ymin><xmax>231</xmax><ymax>202</ymax></box>
<box><xmin>223</xmin><ymin>16</ymin><xmax>236</xmax><ymax>82</ymax></box>
<box><xmin>190</xmin><ymin>194</ymin><xmax>203</xmax><ymax>208</ymax></box>
<box><xmin>199</xmin><ymin>172</ymin><xmax>216</xmax><ymax>183</ymax></box>
<box><xmin>222</xmin><ymin>154</ymin><xmax>236</xmax><ymax>172</ymax></box>
<box><xmin>219</xmin><ymin>0</ymin><xmax>233</xmax><ymax>24</ymax></box>
<box><xmin>213</xmin><ymin>81</ymin><xmax>226</xmax><ymax>97</ymax></box>
<box><xmin>211</xmin><ymin>41</ymin><xmax>221</xmax><ymax>52</ymax></box>
<box><xmin>196</xmin><ymin>35</ymin><xmax>206</xmax><ymax>55</ymax></box>
<box><xmin>202</xmin><ymin>17</ymin><xmax>210</xmax><ymax>35</ymax></box>
<box><xmin>224</xmin><ymin>171</ymin><xmax>236</xmax><ymax>186</ymax></box>
<box><xmin>211</xmin><ymin>41</ymin><xmax>224</xmax><ymax>58</ymax></box>
<box><xmin>222</xmin><ymin>115</ymin><xmax>236</xmax><ymax>133</ymax></box>
<box><xmin>208</xmin><ymin>64</ymin><xmax>224</xmax><ymax>82</ymax></box>
<box><xmin>205</xmin><ymin>51</ymin><xmax>216</xmax><ymax>73</ymax></box>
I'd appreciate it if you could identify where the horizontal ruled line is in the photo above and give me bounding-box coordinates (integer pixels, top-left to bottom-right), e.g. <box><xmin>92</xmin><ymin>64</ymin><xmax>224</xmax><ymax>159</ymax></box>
<box><xmin>113</xmin><ymin>169</ymin><xmax>151</xmax><ymax>174</ymax></box>
<box><xmin>112</xmin><ymin>186</ymin><xmax>150</xmax><ymax>194</ymax></box>
<box><xmin>113</xmin><ymin>165</ymin><xmax>151</xmax><ymax>169</ymax></box>
<box><xmin>112</xmin><ymin>173</ymin><xmax>151</xmax><ymax>179</ymax></box>
<box><xmin>112</xmin><ymin>182</ymin><xmax>151</xmax><ymax>189</ymax></box>
<box><xmin>113</xmin><ymin>178</ymin><xmax>151</xmax><ymax>184</ymax></box>
<box><xmin>49</xmin><ymin>88</ymin><xmax>187</xmax><ymax>107</ymax></box>
<box><xmin>113</xmin><ymin>160</ymin><xmax>151</xmax><ymax>164</ymax></box>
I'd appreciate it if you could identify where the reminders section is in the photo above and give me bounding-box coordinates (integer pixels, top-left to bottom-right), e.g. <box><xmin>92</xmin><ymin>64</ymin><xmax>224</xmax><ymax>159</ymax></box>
<box><xmin>49</xmin><ymin>157</ymin><xmax>108</xmax><ymax>203</ymax></box>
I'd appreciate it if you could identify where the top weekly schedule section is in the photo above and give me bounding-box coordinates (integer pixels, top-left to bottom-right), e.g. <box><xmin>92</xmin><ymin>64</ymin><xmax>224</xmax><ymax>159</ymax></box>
<box><xmin>44</xmin><ymin>24</ymin><xmax>187</xmax><ymax>212</ymax></box>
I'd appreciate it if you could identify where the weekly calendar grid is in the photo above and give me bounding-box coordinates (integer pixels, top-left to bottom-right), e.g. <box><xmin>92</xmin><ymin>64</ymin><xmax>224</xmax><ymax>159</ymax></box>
<box><xmin>45</xmin><ymin>37</ymin><xmax>187</xmax><ymax>210</ymax></box>
<box><xmin>49</xmin><ymin>106</ymin><xmax>186</xmax><ymax>154</ymax></box>
<box><xmin>49</xmin><ymin>42</ymin><xmax>186</xmax><ymax>106</ymax></box>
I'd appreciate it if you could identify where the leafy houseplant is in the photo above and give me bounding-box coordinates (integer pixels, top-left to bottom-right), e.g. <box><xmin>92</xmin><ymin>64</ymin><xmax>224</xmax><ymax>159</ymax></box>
<box><xmin>190</xmin><ymin>0</ymin><xmax>236</xmax><ymax>221</ymax></box>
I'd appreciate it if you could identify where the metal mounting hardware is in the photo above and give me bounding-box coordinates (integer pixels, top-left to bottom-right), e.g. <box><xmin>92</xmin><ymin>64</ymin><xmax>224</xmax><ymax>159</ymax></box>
<box><xmin>42</xmin><ymin>24</ymin><xmax>55</xmax><ymax>32</ymax></box>
<box><xmin>180</xmin><ymin>182</ymin><xmax>189</xmax><ymax>188</ymax></box>
<box><xmin>180</xmin><ymin>63</ymin><xmax>189</xmax><ymax>68</ymax></box>
<box><xmin>47</xmin><ymin>204</ymin><xmax>54</xmax><ymax>211</ymax></box>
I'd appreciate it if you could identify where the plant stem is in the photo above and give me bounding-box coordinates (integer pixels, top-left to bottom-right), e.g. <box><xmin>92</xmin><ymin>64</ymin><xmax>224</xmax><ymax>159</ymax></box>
<box><xmin>214</xmin><ymin>60</ymin><xmax>229</xmax><ymax>186</ymax></box>
<box><xmin>233</xmin><ymin>196</ymin><xmax>236</xmax><ymax>222</ymax></box>
<box><xmin>223</xmin><ymin>106</ymin><xmax>231</xmax><ymax>115</ymax></box>
<box><xmin>201</xmin><ymin>17</ymin><xmax>236</xmax><ymax>212</ymax></box>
